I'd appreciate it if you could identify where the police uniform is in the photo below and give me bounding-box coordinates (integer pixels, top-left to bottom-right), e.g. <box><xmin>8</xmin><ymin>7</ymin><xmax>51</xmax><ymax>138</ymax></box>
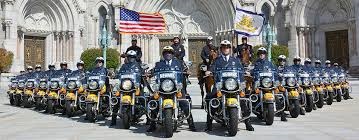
<box><xmin>171</xmin><ymin>43</ymin><xmax>185</xmax><ymax>61</ymax></box>
<box><xmin>200</xmin><ymin>44</ymin><xmax>216</xmax><ymax>64</ymax></box>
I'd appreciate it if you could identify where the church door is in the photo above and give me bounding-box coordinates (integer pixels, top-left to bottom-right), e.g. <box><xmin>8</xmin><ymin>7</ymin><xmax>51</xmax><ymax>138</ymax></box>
<box><xmin>325</xmin><ymin>30</ymin><xmax>349</xmax><ymax>69</ymax></box>
<box><xmin>24</xmin><ymin>36</ymin><xmax>46</xmax><ymax>69</ymax></box>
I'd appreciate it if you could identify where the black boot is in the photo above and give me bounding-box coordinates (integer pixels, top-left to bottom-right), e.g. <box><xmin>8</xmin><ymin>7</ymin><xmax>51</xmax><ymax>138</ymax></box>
<box><xmin>280</xmin><ymin>112</ymin><xmax>287</xmax><ymax>122</ymax></box>
<box><xmin>313</xmin><ymin>105</ymin><xmax>317</xmax><ymax>110</ymax></box>
<box><xmin>187</xmin><ymin>114</ymin><xmax>196</xmax><ymax>131</ymax></box>
<box><xmin>147</xmin><ymin>122</ymin><xmax>157</xmax><ymax>132</ymax></box>
<box><xmin>245</xmin><ymin>118</ymin><xmax>254</xmax><ymax>131</ymax></box>
<box><xmin>205</xmin><ymin>114</ymin><xmax>213</xmax><ymax>132</ymax></box>
<box><xmin>300</xmin><ymin>107</ymin><xmax>305</xmax><ymax>115</ymax></box>
<box><xmin>110</xmin><ymin>115</ymin><xmax>117</xmax><ymax>126</ymax></box>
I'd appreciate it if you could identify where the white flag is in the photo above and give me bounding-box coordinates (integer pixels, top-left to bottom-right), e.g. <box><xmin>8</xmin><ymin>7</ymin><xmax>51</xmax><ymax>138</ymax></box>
<box><xmin>234</xmin><ymin>8</ymin><xmax>265</xmax><ymax>36</ymax></box>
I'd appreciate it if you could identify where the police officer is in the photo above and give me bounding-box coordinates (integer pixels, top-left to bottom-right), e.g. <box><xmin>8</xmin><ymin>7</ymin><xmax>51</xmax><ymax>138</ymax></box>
<box><xmin>45</xmin><ymin>64</ymin><xmax>56</xmax><ymax>77</ymax></box>
<box><xmin>147</xmin><ymin>46</ymin><xmax>196</xmax><ymax>132</ymax></box>
<box><xmin>205</xmin><ymin>40</ymin><xmax>254</xmax><ymax>131</ymax></box>
<box><xmin>59</xmin><ymin>61</ymin><xmax>72</xmax><ymax>75</ymax></box>
<box><xmin>123</xmin><ymin>38</ymin><xmax>142</xmax><ymax>63</ymax></box>
<box><xmin>314</xmin><ymin>60</ymin><xmax>322</xmax><ymax>70</ymax></box>
<box><xmin>33</xmin><ymin>64</ymin><xmax>43</xmax><ymax>79</ymax></box>
<box><xmin>304</xmin><ymin>58</ymin><xmax>315</xmax><ymax>73</ymax></box>
<box><xmin>91</xmin><ymin>57</ymin><xmax>108</xmax><ymax>76</ymax></box>
<box><xmin>252</xmin><ymin>47</ymin><xmax>276</xmax><ymax>73</ymax></box>
<box><xmin>233</xmin><ymin>36</ymin><xmax>254</xmax><ymax>62</ymax></box>
<box><xmin>111</xmin><ymin>50</ymin><xmax>143</xmax><ymax>126</ymax></box>
<box><xmin>276</xmin><ymin>55</ymin><xmax>288</xmax><ymax>121</ymax></box>
<box><xmin>171</xmin><ymin>36</ymin><xmax>185</xmax><ymax>61</ymax></box>
<box><xmin>26</xmin><ymin>66</ymin><xmax>34</xmax><ymax>74</ymax></box>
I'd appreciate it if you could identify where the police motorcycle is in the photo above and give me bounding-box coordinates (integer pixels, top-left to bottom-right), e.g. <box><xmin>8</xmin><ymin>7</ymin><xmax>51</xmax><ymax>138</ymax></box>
<box><xmin>84</xmin><ymin>72</ymin><xmax>110</xmax><ymax>122</ymax></box>
<box><xmin>206</xmin><ymin>67</ymin><xmax>248</xmax><ymax>136</ymax></box>
<box><xmin>111</xmin><ymin>64</ymin><xmax>149</xmax><ymax>129</ymax></box>
<box><xmin>278</xmin><ymin>67</ymin><xmax>301</xmax><ymax>118</ymax></box>
<box><xmin>338</xmin><ymin>70</ymin><xmax>350</xmax><ymax>100</ymax></box>
<box><xmin>312</xmin><ymin>70</ymin><xmax>325</xmax><ymax>108</ymax></box>
<box><xmin>46</xmin><ymin>70</ymin><xmax>67</xmax><ymax>114</ymax></box>
<box><xmin>7</xmin><ymin>77</ymin><xmax>18</xmax><ymax>105</ymax></box>
<box><xmin>64</xmin><ymin>71</ymin><xmax>86</xmax><ymax>117</ymax></box>
<box><xmin>250</xmin><ymin>65</ymin><xmax>282</xmax><ymax>125</ymax></box>
<box><xmin>147</xmin><ymin>66</ymin><xmax>190</xmax><ymax>138</ymax></box>
<box><xmin>22</xmin><ymin>75</ymin><xmax>38</xmax><ymax>108</ymax></box>
<box><xmin>13</xmin><ymin>75</ymin><xmax>27</xmax><ymax>107</ymax></box>
<box><xmin>322</xmin><ymin>70</ymin><xmax>334</xmax><ymax>105</ymax></box>
<box><xmin>331</xmin><ymin>70</ymin><xmax>343</xmax><ymax>102</ymax></box>
<box><xmin>34</xmin><ymin>74</ymin><xmax>49</xmax><ymax>110</ymax></box>
<box><xmin>297</xmin><ymin>68</ymin><xmax>315</xmax><ymax>113</ymax></box>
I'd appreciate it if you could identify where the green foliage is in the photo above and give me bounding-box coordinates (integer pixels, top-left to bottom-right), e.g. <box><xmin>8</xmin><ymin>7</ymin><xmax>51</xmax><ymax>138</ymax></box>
<box><xmin>0</xmin><ymin>48</ymin><xmax>14</xmax><ymax>73</ymax></box>
<box><xmin>252</xmin><ymin>45</ymin><xmax>289</xmax><ymax>65</ymax></box>
<box><xmin>80</xmin><ymin>48</ymin><xmax>120</xmax><ymax>71</ymax></box>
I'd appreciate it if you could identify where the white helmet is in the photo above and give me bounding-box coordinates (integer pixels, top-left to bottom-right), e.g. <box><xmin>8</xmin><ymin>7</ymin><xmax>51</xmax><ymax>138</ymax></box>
<box><xmin>126</xmin><ymin>50</ymin><xmax>137</xmax><ymax>57</ymax></box>
<box><xmin>207</xmin><ymin>36</ymin><xmax>213</xmax><ymax>40</ymax></box>
<box><xmin>278</xmin><ymin>55</ymin><xmax>286</xmax><ymax>60</ymax></box>
<box><xmin>325</xmin><ymin>60</ymin><xmax>331</xmax><ymax>64</ymax></box>
<box><xmin>220</xmin><ymin>40</ymin><xmax>231</xmax><ymax>45</ymax></box>
<box><xmin>304</xmin><ymin>58</ymin><xmax>311</xmax><ymax>63</ymax></box>
<box><xmin>27</xmin><ymin>66</ymin><xmax>33</xmax><ymax>70</ymax></box>
<box><xmin>257</xmin><ymin>47</ymin><xmax>267</xmax><ymax>54</ymax></box>
<box><xmin>35</xmin><ymin>64</ymin><xmax>41</xmax><ymax>68</ymax></box>
<box><xmin>315</xmin><ymin>59</ymin><xmax>321</xmax><ymax>64</ymax></box>
<box><xmin>77</xmin><ymin>61</ymin><xmax>84</xmax><ymax>66</ymax></box>
<box><xmin>96</xmin><ymin>57</ymin><xmax>104</xmax><ymax>63</ymax></box>
<box><xmin>293</xmin><ymin>56</ymin><xmax>301</xmax><ymax>61</ymax></box>
<box><xmin>333</xmin><ymin>63</ymin><xmax>338</xmax><ymax>66</ymax></box>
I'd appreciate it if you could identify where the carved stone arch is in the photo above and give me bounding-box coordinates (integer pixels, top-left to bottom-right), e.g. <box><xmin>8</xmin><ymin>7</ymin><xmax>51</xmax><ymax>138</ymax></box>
<box><xmin>91</xmin><ymin>1</ymin><xmax>110</xmax><ymax>18</ymax></box>
<box><xmin>255</xmin><ymin>0</ymin><xmax>275</xmax><ymax>16</ymax></box>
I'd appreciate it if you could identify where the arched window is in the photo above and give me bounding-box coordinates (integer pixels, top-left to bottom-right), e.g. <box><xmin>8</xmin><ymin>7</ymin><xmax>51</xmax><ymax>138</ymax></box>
<box><xmin>261</xmin><ymin>3</ymin><xmax>271</xmax><ymax>24</ymax></box>
<box><xmin>98</xmin><ymin>6</ymin><xmax>108</xmax><ymax>31</ymax></box>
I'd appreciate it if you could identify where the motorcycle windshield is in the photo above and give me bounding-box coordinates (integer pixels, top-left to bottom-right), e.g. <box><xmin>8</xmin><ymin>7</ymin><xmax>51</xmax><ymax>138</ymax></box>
<box><xmin>253</xmin><ymin>64</ymin><xmax>277</xmax><ymax>82</ymax></box>
<box><xmin>214</xmin><ymin>68</ymin><xmax>243</xmax><ymax>83</ymax></box>
<box><xmin>154</xmin><ymin>69</ymin><xmax>183</xmax><ymax>86</ymax></box>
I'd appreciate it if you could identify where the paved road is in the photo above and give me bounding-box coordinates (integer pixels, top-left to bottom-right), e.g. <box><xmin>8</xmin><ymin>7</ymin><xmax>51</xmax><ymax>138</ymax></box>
<box><xmin>0</xmin><ymin>81</ymin><xmax>359</xmax><ymax>140</ymax></box>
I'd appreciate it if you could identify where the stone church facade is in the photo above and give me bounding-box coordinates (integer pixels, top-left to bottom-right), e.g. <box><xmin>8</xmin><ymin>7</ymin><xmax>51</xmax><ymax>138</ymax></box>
<box><xmin>0</xmin><ymin>0</ymin><xmax>358</xmax><ymax>74</ymax></box>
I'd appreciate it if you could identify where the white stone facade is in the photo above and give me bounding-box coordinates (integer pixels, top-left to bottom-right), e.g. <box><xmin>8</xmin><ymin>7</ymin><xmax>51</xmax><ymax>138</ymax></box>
<box><xmin>0</xmin><ymin>0</ymin><xmax>359</xmax><ymax>73</ymax></box>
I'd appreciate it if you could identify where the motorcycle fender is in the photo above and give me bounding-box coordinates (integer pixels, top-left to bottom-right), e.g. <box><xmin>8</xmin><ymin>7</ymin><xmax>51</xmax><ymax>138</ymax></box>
<box><xmin>316</xmin><ymin>87</ymin><xmax>323</xmax><ymax>93</ymax></box>
<box><xmin>163</xmin><ymin>99</ymin><xmax>174</xmax><ymax>109</ymax></box>
<box><xmin>24</xmin><ymin>89</ymin><xmax>33</xmax><ymax>95</ymax></box>
<box><xmin>264</xmin><ymin>93</ymin><xmax>274</xmax><ymax>102</ymax></box>
<box><xmin>327</xmin><ymin>86</ymin><xmax>334</xmax><ymax>92</ymax></box>
<box><xmin>66</xmin><ymin>92</ymin><xmax>76</xmax><ymax>100</ymax></box>
<box><xmin>335</xmin><ymin>85</ymin><xmax>341</xmax><ymax>89</ymax></box>
<box><xmin>289</xmin><ymin>91</ymin><xmax>299</xmax><ymax>98</ymax></box>
<box><xmin>37</xmin><ymin>90</ymin><xmax>46</xmax><ymax>96</ymax></box>
<box><xmin>226</xmin><ymin>98</ymin><xmax>238</xmax><ymax>107</ymax></box>
<box><xmin>48</xmin><ymin>91</ymin><xmax>58</xmax><ymax>99</ymax></box>
<box><xmin>86</xmin><ymin>94</ymin><xmax>98</xmax><ymax>102</ymax></box>
<box><xmin>341</xmin><ymin>84</ymin><xmax>348</xmax><ymax>89</ymax></box>
<box><xmin>121</xmin><ymin>95</ymin><xmax>132</xmax><ymax>105</ymax></box>
<box><xmin>9</xmin><ymin>90</ymin><xmax>15</xmax><ymax>94</ymax></box>
<box><xmin>305</xmin><ymin>89</ymin><xmax>313</xmax><ymax>95</ymax></box>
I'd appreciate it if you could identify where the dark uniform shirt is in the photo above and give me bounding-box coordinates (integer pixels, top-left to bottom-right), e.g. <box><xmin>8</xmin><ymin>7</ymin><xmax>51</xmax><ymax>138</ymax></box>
<box><xmin>233</xmin><ymin>43</ymin><xmax>254</xmax><ymax>60</ymax></box>
<box><xmin>126</xmin><ymin>46</ymin><xmax>142</xmax><ymax>62</ymax></box>
<box><xmin>200</xmin><ymin>45</ymin><xmax>216</xmax><ymax>64</ymax></box>
<box><xmin>171</xmin><ymin>43</ymin><xmax>185</xmax><ymax>61</ymax></box>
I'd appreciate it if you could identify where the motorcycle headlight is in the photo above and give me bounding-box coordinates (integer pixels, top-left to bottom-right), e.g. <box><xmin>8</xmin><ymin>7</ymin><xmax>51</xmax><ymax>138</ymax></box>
<box><xmin>18</xmin><ymin>82</ymin><xmax>25</xmax><ymax>88</ymax></box>
<box><xmin>287</xmin><ymin>78</ymin><xmax>296</xmax><ymax>87</ymax></box>
<box><xmin>67</xmin><ymin>81</ymin><xmax>76</xmax><ymax>89</ymax></box>
<box><xmin>224</xmin><ymin>78</ymin><xmax>237</xmax><ymax>90</ymax></box>
<box><xmin>89</xmin><ymin>81</ymin><xmax>98</xmax><ymax>90</ymax></box>
<box><xmin>50</xmin><ymin>82</ymin><xmax>59</xmax><ymax>89</ymax></box>
<box><xmin>303</xmin><ymin>78</ymin><xmax>310</xmax><ymax>86</ymax></box>
<box><xmin>261</xmin><ymin>78</ymin><xmax>272</xmax><ymax>88</ymax></box>
<box><xmin>332</xmin><ymin>77</ymin><xmax>338</xmax><ymax>83</ymax></box>
<box><xmin>26</xmin><ymin>82</ymin><xmax>34</xmax><ymax>88</ymax></box>
<box><xmin>161</xmin><ymin>79</ymin><xmax>174</xmax><ymax>92</ymax></box>
<box><xmin>122</xmin><ymin>80</ymin><xmax>132</xmax><ymax>90</ymax></box>
<box><xmin>39</xmin><ymin>82</ymin><xmax>47</xmax><ymax>89</ymax></box>
<box><xmin>312</xmin><ymin>78</ymin><xmax>320</xmax><ymax>85</ymax></box>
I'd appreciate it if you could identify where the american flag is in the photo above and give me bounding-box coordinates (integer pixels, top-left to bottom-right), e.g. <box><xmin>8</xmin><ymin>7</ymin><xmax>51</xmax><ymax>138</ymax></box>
<box><xmin>119</xmin><ymin>8</ymin><xmax>165</xmax><ymax>34</ymax></box>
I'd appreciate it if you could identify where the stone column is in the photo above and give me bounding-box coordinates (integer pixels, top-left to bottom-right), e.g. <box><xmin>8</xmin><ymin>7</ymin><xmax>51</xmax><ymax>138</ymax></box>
<box><xmin>55</xmin><ymin>32</ymin><xmax>60</xmax><ymax>62</ymax></box>
<box><xmin>69</xmin><ymin>32</ymin><xmax>74</xmax><ymax>62</ymax></box>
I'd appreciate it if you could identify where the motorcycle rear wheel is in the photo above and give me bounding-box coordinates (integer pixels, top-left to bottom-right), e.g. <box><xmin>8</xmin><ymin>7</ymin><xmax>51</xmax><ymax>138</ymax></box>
<box><xmin>290</xmin><ymin>100</ymin><xmax>300</xmax><ymax>118</ymax></box>
<box><xmin>265</xmin><ymin>103</ymin><xmax>274</xmax><ymax>125</ymax></box>
<box><xmin>227</xmin><ymin>107</ymin><xmax>238</xmax><ymax>136</ymax></box>
<box><xmin>316</xmin><ymin>94</ymin><xmax>324</xmax><ymax>108</ymax></box>
<box><xmin>164</xmin><ymin>108</ymin><xmax>174</xmax><ymax>138</ymax></box>
<box><xmin>305</xmin><ymin>95</ymin><xmax>314</xmax><ymax>112</ymax></box>
<box><xmin>86</xmin><ymin>103</ymin><xmax>96</xmax><ymax>123</ymax></box>
<box><xmin>336</xmin><ymin>89</ymin><xmax>342</xmax><ymax>102</ymax></box>
<box><xmin>327</xmin><ymin>92</ymin><xmax>333</xmax><ymax>105</ymax></box>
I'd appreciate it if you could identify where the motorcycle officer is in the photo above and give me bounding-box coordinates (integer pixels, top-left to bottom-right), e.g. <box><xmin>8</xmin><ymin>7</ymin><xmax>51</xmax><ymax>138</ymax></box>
<box><xmin>314</xmin><ymin>60</ymin><xmax>322</xmax><ymax>70</ymax></box>
<box><xmin>32</xmin><ymin>65</ymin><xmax>43</xmax><ymax>79</ymax></box>
<box><xmin>111</xmin><ymin>50</ymin><xmax>144</xmax><ymax>126</ymax></box>
<box><xmin>290</xmin><ymin>57</ymin><xmax>306</xmax><ymax>115</ymax></box>
<box><xmin>45</xmin><ymin>64</ymin><xmax>56</xmax><ymax>77</ymax></box>
<box><xmin>205</xmin><ymin>40</ymin><xmax>254</xmax><ymax>131</ymax></box>
<box><xmin>147</xmin><ymin>46</ymin><xmax>196</xmax><ymax>132</ymax></box>
<box><xmin>304</xmin><ymin>58</ymin><xmax>317</xmax><ymax>110</ymax></box>
<box><xmin>276</xmin><ymin>55</ymin><xmax>288</xmax><ymax>121</ymax></box>
<box><xmin>58</xmin><ymin>61</ymin><xmax>72</xmax><ymax>76</ymax></box>
<box><xmin>122</xmin><ymin>38</ymin><xmax>142</xmax><ymax>63</ymax></box>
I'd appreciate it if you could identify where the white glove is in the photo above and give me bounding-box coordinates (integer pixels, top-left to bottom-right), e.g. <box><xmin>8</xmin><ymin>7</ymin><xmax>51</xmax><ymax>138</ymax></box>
<box><xmin>205</xmin><ymin>71</ymin><xmax>211</xmax><ymax>76</ymax></box>
<box><xmin>205</xmin><ymin>59</ymin><xmax>210</xmax><ymax>63</ymax></box>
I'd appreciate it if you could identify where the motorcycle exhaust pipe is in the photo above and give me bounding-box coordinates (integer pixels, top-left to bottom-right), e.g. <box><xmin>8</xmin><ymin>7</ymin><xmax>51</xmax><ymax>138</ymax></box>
<box><xmin>59</xmin><ymin>94</ymin><xmax>66</xmax><ymax>100</ymax></box>
<box><xmin>250</xmin><ymin>94</ymin><xmax>259</xmax><ymax>102</ymax></box>
<box><xmin>209</xmin><ymin>98</ymin><xmax>220</xmax><ymax>109</ymax></box>
<box><xmin>79</xmin><ymin>95</ymin><xmax>86</xmax><ymax>102</ymax></box>
<box><xmin>147</xmin><ymin>100</ymin><xmax>158</xmax><ymax>110</ymax></box>
<box><xmin>110</xmin><ymin>97</ymin><xmax>118</xmax><ymax>106</ymax></box>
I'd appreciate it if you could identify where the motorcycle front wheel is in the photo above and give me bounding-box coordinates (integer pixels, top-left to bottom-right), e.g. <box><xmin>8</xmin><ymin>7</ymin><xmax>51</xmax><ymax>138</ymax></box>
<box><xmin>35</xmin><ymin>97</ymin><xmax>42</xmax><ymax>110</ymax></box>
<box><xmin>66</xmin><ymin>100</ymin><xmax>75</xmax><ymax>117</ymax></box>
<box><xmin>164</xmin><ymin>108</ymin><xmax>174</xmax><ymax>138</ymax></box>
<box><xmin>122</xmin><ymin>106</ymin><xmax>131</xmax><ymax>129</ymax></box>
<box><xmin>316</xmin><ymin>94</ymin><xmax>324</xmax><ymax>108</ymax></box>
<box><xmin>327</xmin><ymin>92</ymin><xmax>333</xmax><ymax>105</ymax></box>
<box><xmin>343</xmin><ymin>89</ymin><xmax>349</xmax><ymax>100</ymax></box>
<box><xmin>86</xmin><ymin>103</ymin><xmax>96</xmax><ymax>122</ymax></box>
<box><xmin>9</xmin><ymin>95</ymin><xmax>14</xmax><ymax>105</ymax></box>
<box><xmin>290</xmin><ymin>100</ymin><xmax>300</xmax><ymax>118</ymax></box>
<box><xmin>265</xmin><ymin>103</ymin><xmax>274</xmax><ymax>125</ymax></box>
<box><xmin>14</xmin><ymin>95</ymin><xmax>21</xmax><ymax>107</ymax></box>
<box><xmin>336</xmin><ymin>89</ymin><xmax>342</xmax><ymax>102</ymax></box>
<box><xmin>23</xmin><ymin>96</ymin><xmax>32</xmax><ymax>108</ymax></box>
<box><xmin>305</xmin><ymin>95</ymin><xmax>314</xmax><ymax>112</ymax></box>
<box><xmin>227</xmin><ymin>107</ymin><xmax>238</xmax><ymax>136</ymax></box>
<box><xmin>47</xmin><ymin>99</ymin><xmax>56</xmax><ymax>114</ymax></box>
